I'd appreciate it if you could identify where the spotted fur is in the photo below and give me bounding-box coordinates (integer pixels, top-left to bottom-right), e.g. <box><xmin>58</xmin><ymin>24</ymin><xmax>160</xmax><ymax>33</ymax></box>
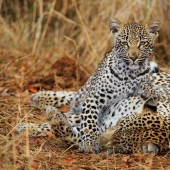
<box><xmin>100</xmin><ymin>107</ymin><xmax>170</xmax><ymax>155</ymax></box>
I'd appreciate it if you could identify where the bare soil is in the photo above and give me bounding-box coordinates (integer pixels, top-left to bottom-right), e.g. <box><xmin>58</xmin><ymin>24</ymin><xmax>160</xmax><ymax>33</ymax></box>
<box><xmin>1</xmin><ymin>54</ymin><xmax>170</xmax><ymax>170</ymax></box>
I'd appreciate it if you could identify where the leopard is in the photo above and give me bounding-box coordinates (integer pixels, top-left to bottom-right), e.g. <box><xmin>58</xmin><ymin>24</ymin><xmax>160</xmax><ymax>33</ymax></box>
<box><xmin>17</xmin><ymin>18</ymin><xmax>162</xmax><ymax>153</ymax></box>
<box><xmin>17</xmin><ymin>89</ymin><xmax>170</xmax><ymax>155</ymax></box>
<box><xmin>99</xmin><ymin>106</ymin><xmax>170</xmax><ymax>156</ymax></box>
<box><xmin>99</xmin><ymin>71</ymin><xmax>170</xmax><ymax>155</ymax></box>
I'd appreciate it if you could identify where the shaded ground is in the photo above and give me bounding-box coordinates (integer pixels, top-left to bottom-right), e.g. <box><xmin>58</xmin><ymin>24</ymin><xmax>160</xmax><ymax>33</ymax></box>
<box><xmin>1</xmin><ymin>54</ymin><xmax>170</xmax><ymax>170</ymax></box>
<box><xmin>27</xmin><ymin>56</ymin><xmax>89</xmax><ymax>91</ymax></box>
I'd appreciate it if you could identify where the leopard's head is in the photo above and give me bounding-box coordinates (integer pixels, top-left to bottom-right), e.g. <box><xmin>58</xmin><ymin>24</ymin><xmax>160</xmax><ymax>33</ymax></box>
<box><xmin>109</xmin><ymin>18</ymin><xmax>161</xmax><ymax>69</ymax></box>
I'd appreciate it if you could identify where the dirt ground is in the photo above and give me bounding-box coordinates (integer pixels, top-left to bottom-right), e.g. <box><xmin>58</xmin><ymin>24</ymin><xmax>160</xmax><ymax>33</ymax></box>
<box><xmin>1</xmin><ymin>53</ymin><xmax>170</xmax><ymax>170</ymax></box>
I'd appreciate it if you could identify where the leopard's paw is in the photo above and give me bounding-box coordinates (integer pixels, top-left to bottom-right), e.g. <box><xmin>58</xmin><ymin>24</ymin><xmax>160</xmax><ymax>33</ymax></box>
<box><xmin>142</xmin><ymin>141</ymin><xmax>160</xmax><ymax>156</ymax></box>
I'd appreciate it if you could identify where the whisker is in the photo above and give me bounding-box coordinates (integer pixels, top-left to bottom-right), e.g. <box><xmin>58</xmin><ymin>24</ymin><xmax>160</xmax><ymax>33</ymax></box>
<box><xmin>153</xmin><ymin>51</ymin><xmax>161</xmax><ymax>58</ymax></box>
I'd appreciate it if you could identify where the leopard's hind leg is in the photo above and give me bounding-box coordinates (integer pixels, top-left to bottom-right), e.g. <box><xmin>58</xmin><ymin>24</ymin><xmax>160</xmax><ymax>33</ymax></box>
<box><xmin>50</xmin><ymin>112</ymin><xmax>81</xmax><ymax>145</ymax></box>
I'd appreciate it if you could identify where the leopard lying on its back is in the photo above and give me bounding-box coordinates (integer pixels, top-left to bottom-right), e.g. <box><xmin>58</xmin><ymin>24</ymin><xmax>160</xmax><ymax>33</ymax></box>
<box><xmin>17</xmin><ymin>18</ymin><xmax>165</xmax><ymax>153</ymax></box>
<box><xmin>100</xmin><ymin>105</ymin><xmax>170</xmax><ymax>155</ymax></box>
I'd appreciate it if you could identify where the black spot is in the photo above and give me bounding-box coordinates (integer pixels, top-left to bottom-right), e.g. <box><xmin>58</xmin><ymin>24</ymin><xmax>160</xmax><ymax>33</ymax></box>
<box><xmin>124</xmin><ymin>77</ymin><xmax>128</xmax><ymax>81</ymax></box>
<box><xmin>84</xmin><ymin>116</ymin><xmax>87</xmax><ymax>121</ymax></box>
<box><xmin>88</xmin><ymin>115</ymin><xmax>92</xmax><ymax>119</ymax></box>
<box><xmin>87</xmin><ymin>104</ymin><xmax>91</xmax><ymax>108</ymax></box>
<box><xmin>92</xmin><ymin>128</ymin><xmax>97</xmax><ymax>132</ymax></box>
<box><xmin>136</xmin><ymin>100</ymin><xmax>141</xmax><ymax>105</ymax></box>
<box><xmin>86</xmin><ymin>99</ymin><xmax>90</xmax><ymax>103</ymax></box>
<box><xmin>162</xmin><ymin>132</ymin><xmax>167</xmax><ymax>137</ymax></box>
<box><xmin>100</xmin><ymin>93</ymin><xmax>105</xmax><ymax>97</ymax></box>
<box><xmin>107</xmin><ymin>95</ymin><xmax>111</xmax><ymax>99</ymax></box>
<box><xmin>83</xmin><ymin>103</ymin><xmax>86</xmax><ymax>107</ymax></box>
<box><xmin>85</xmin><ymin>110</ymin><xmax>90</xmax><ymax>114</ymax></box>
<box><xmin>75</xmin><ymin>120</ymin><xmax>81</xmax><ymax>124</ymax></box>
<box><xmin>109</xmin><ymin>78</ymin><xmax>113</xmax><ymax>83</ymax></box>
<box><xmin>91</xmin><ymin>106</ymin><xmax>97</xmax><ymax>109</ymax></box>
<box><xmin>100</xmin><ymin>99</ymin><xmax>105</xmax><ymax>104</ymax></box>
<box><xmin>113</xmin><ymin>95</ymin><xmax>117</xmax><ymax>99</ymax></box>
<box><xmin>93</xmin><ymin>115</ymin><xmax>97</xmax><ymax>119</ymax></box>
<box><xmin>152</xmin><ymin>124</ymin><xmax>156</xmax><ymax>127</ymax></box>
<box><xmin>108</xmin><ymin>90</ymin><xmax>113</xmax><ymax>94</ymax></box>
<box><xmin>147</xmin><ymin>120</ymin><xmax>153</xmax><ymax>124</ymax></box>
<box><xmin>112</xmin><ymin>111</ymin><xmax>115</xmax><ymax>117</ymax></box>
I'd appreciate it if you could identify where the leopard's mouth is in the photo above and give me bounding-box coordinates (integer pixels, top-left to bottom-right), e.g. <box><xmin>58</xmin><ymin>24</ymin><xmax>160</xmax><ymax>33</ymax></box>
<box><xmin>128</xmin><ymin>63</ymin><xmax>140</xmax><ymax>70</ymax></box>
<box><xmin>127</xmin><ymin>58</ymin><xmax>146</xmax><ymax>70</ymax></box>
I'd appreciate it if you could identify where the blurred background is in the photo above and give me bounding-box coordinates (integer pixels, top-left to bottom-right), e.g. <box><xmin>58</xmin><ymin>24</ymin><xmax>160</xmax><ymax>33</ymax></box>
<box><xmin>0</xmin><ymin>0</ymin><xmax>170</xmax><ymax>92</ymax></box>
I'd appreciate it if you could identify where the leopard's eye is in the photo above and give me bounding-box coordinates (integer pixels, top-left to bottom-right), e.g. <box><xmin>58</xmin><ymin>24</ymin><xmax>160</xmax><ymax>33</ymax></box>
<box><xmin>121</xmin><ymin>41</ymin><xmax>129</xmax><ymax>48</ymax></box>
<box><xmin>121</xmin><ymin>41</ymin><xmax>128</xmax><ymax>45</ymax></box>
<box><xmin>139</xmin><ymin>41</ymin><xmax>148</xmax><ymax>49</ymax></box>
<box><xmin>140</xmin><ymin>41</ymin><xmax>147</xmax><ymax>46</ymax></box>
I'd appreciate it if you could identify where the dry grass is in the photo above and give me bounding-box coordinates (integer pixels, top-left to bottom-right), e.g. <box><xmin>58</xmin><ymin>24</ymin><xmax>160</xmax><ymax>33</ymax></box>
<box><xmin>1</xmin><ymin>0</ymin><xmax>170</xmax><ymax>169</ymax></box>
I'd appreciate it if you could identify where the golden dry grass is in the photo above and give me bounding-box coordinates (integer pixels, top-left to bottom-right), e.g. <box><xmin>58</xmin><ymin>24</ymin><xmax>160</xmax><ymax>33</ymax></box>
<box><xmin>1</xmin><ymin>0</ymin><xmax>170</xmax><ymax>169</ymax></box>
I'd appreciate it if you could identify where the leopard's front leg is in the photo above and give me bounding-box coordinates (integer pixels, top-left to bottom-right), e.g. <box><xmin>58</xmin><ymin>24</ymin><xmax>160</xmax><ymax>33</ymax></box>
<box><xmin>138</xmin><ymin>82</ymin><xmax>161</xmax><ymax>106</ymax></box>
<box><xmin>78</xmin><ymin>97</ymin><xmax>102</xmax><ymax>153</ymax></box>
<box><xmin>30</xmin><ymin>91</ymin><xmax>76</xmax><ymax>109</ymax></box>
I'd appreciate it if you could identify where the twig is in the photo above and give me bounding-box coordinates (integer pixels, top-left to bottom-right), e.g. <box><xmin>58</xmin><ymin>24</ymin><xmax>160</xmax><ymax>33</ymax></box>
<box><xmin>53</xmin><ymin>10</ymin><xmax>79</xmax><ymax>26</ymax></box>
<box><xmin>0</xmin><ymin>54</ymin><xmax>32</xmax><ymax>73</ymax></box>
<box><xmin>72</xmin><ymin>0</ymin><xmax>100</xmax><ymax>65</ymax></box>
<box><xmin>34</xmin><ymin>0</ymin><xmax>56</xmax><ymax>56</ymax></box>
<box><xmin>64</xmin><ymin>35</ymin><xmax>80</xmax><ymax>88</ymax></box>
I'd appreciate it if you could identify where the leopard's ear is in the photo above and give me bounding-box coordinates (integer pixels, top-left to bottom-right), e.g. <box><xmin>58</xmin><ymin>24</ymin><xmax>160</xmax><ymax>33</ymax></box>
<box><xmin>145</xmin><ymin>19</ymin><xmax>161</xmax><ymax>40</ymax></box>
<box><xmin>109</xmin><ymin>18</ymin><xmax>123</xmax><ymax>35</ymax></box>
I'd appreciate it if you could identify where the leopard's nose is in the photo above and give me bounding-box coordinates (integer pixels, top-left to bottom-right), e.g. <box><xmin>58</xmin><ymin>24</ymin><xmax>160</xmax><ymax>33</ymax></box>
<box><xmin>130</xmin><ymin>55</ymin><xmax>138</xmax><ymax>61</ymax></box>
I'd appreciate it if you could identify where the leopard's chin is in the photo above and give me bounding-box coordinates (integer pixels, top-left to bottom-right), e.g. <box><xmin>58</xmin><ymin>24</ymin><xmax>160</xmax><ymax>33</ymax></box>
<box><xmin>128</xmin><ymin>64</ymin><xmax>140</xmax><ymax>70</ymax></box>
